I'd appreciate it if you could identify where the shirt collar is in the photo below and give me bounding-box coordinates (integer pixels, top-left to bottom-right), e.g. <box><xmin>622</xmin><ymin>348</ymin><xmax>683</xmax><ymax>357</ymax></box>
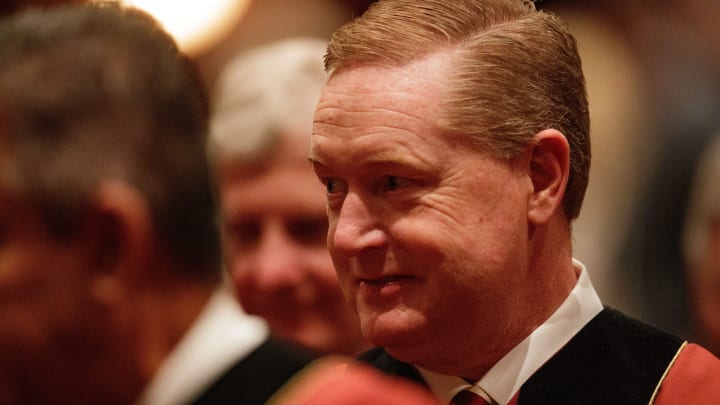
<box><xmin>417</xmin><ymin>259</ymin><xmax>603</xmax><ymax>404</ymax></box>
<box><xmin>137</xmin><ymin>286</ymin><xmax>269</xmax><ymax>405</ymax></box>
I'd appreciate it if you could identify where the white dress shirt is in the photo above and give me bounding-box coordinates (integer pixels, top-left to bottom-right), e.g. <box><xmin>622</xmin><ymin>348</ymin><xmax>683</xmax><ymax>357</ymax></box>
<box><xmin>418</xmin><ymin>259</ymin><xmax>603</xmax><ymax>405</ymax></box>
<box><xmin>137</xmin><ymin>286</ymin><xmax>269</xmax><ymax>405</ymax></box>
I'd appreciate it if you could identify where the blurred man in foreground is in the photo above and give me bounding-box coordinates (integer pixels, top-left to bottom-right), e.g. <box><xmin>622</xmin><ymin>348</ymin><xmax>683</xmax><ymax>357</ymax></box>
<box><xmin>0</xmin><ymin>4</ymin><xmax>309</xmax><ymax>403</ymax></box>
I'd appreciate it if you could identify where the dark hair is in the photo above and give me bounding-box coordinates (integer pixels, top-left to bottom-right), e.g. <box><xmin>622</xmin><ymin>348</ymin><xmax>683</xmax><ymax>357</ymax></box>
<box><xmin>326</xmin><ymin>0</ymin><xmax>590</xmax><ymax>220</ymax></box>
<box><xmin>0</xmin><ymin>2</ymin><xmax>220</xmax><ymax>276</ymax></box>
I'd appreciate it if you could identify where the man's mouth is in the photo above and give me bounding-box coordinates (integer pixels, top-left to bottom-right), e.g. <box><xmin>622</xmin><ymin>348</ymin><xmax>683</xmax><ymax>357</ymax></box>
<box><xmin>359</xmin><ymin>275</ymin><xmax>412</xmax><ymax>286</ymax></box>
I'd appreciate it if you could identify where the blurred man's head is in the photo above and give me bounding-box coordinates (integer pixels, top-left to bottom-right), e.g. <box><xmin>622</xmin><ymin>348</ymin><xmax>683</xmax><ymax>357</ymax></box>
<box><xmin>0</xmin><ymin>3</ymin><xmax>218</xmax><ymax>402</ymax></box>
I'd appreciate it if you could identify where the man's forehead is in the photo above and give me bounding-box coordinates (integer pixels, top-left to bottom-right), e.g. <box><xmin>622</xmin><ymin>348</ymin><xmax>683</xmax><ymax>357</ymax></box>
<box><xmin>313</xmin><ymin>59</ymin><xmax>450</xmax><ymax>135</ymax></box>
<box><xmin>323</xmin><ymin>50</ymin><xmax>454</xmax><ymax>93</ymax></box>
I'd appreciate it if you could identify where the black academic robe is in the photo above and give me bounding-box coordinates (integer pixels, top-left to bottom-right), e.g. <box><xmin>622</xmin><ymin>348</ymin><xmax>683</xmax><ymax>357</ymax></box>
<box><xmin>192</xmin><ymin>338</ymin><xmax>314</xmax><ymax>405</ymax></box>
<box><xmin>358</xmin><ymin>308</ymin><xmax>689</xmax><ymax>404</ymax></box>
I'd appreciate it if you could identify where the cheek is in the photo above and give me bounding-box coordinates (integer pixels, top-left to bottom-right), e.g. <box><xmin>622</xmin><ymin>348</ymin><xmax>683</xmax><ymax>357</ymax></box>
<box><xmin>326</xmin><ymin>220</ymin><xmax>348</xmax><ymax>269</ymax></box>
<box><xmin>328</xmin><ymin>253</ymin><xmax>354</xmax><ymax>299</ymax></box>
<box><xmin>392</xmin><ymin>199</ymin><xmax>528</xmax><ymax>287</ymax></box>
<box><xmin>389</xmin><ymin>210</ymin><xmax>496</xmax><ymax>262</ymax></box>
<box><xmin>306</xmin><ymin>249</ymin><xmax>340</xmax><ymax>279</ymax></box>
<box><xmin>227</xmin><ymin>259</ymin><xmax>257</xmax><ymax>300</ymax></box>
<box><xmin>305</xmin><ymin>249</ymin><xmax>348</xmax><ymax>300</ymax></box>
<box><xmin>325</xmin><ymin>214</ymin><xmax>339</xmax><ymax>253</ymax></box>
<box><xmin>0</xmin><ymin>256</ymin><xmax>89</xmax><ymax>358</ymax></box>
<box><xmin>0</xmin><ymin>260</ymin><xmax>48</xmax><ymax>344</ymax></box>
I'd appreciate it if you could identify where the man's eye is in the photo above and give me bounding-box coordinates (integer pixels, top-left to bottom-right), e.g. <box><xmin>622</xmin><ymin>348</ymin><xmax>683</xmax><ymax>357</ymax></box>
<box><xmin>324</xmin><ymin>178</ymin><xmax>347</xmax><ymax>194</ymax></box>
<box><xmin>385</xmin><ymin>176</ymin><xmax>400</xmax><ymax>191</ymax></box>
<box><xmin>225</xmin><ymin>220</ymin><xmax>261</xmax><ymax>247</ymax></box>
<box><xmin>381</xmin><ymin>175</ymin><xmax>410</xmax><ymax>192</ymax></box>
<box><xmin>287</xmin><ymin>216</ymin><xmax>328</xmax><ymax>246</ymax></box>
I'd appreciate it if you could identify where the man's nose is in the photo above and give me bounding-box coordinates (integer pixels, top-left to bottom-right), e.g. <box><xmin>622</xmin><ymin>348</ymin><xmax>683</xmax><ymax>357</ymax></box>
<box><xmin>254</xmin><ymin>221</ymin><xmax>304</xmax><ymax>288</ymax></box>
<box><xmin>330</xmin><ymin>192</ymin><xmax>387</xmax><ymax>258</ymax></box>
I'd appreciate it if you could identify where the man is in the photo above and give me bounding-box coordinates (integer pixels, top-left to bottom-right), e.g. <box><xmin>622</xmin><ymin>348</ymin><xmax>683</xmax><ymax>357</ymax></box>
<box><xmin>208</xmin><ymin>38</ymin><xmax>368</xmax><ymax>356</ymax></box>
<box><xmin>308</xmin><ymin>0</ymin><xmax>720</xmax><ymax>403</ymax></box>
<box><xmin>683</xmin><ymin>133</ymin><xmax>720</xmax><ymax>357</ymax></box>
<box><xmin>0</xmin><ymin>4</ymin><xmax>309</xmax><ymax>404</ymax></box>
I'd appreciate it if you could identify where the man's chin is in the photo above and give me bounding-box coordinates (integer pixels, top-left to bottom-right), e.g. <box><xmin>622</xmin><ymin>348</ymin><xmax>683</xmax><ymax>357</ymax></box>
<box><xmin>361</xmin><ymin>309</ymin><xmax>427</xmax><ymax>351</ymax></box>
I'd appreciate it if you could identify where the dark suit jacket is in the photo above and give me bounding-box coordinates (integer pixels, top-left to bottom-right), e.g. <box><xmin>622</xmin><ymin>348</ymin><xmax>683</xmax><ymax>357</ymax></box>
<box><xmin>192</xmin><ymin>338</ymin><xmax>314</xmax><ymax>405</ymax></box>
<box><xmin>359</xmin><ymin>308</ymin><xmax>685</xmax><ymax>404</ymax></box>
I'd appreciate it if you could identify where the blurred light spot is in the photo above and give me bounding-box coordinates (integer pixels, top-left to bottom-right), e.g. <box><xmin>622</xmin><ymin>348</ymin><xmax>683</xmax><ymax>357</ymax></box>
<box><xmin>120</xmin><ymin>0</ymin><xmax>251</xmax><ymax>55</ymax></box>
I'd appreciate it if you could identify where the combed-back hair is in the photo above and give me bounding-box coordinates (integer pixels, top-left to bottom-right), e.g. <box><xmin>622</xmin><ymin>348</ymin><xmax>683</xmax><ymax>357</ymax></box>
<box><xmin>326</xmin><ymin>0</ymin><xmax>590</xmax><ymax>220</ymax></box>
<box><xmin>0</xmin><ymin>2</ymin><xmax>220</xmax><ymax>277</ymax></box>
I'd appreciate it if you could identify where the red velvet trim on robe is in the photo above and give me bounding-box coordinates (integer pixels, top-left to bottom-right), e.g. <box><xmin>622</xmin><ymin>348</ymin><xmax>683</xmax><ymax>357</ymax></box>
<box><xmin>652</xmin><ymin>343</ymin><xmax>720</xmax><ymax>404</ymax></box>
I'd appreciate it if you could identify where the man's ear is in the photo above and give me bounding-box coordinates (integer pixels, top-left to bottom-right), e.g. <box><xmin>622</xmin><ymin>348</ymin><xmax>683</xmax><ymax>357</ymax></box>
<box><xmin>526</xmin><ymin>129</ymin><xmax>570</xmax><ymax>226</ymax></box>
<box><xmin>85</xmin><ymin>181</ymin><xmax>155</xmax><ymax>306</ymax></box>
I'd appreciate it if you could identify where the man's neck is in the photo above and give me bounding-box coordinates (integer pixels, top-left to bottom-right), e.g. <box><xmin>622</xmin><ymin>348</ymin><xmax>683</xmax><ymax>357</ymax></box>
<box><xmin>135</xmin><ymin>276</ymin><xmax>215</xmax><ymax>384</ymax></box>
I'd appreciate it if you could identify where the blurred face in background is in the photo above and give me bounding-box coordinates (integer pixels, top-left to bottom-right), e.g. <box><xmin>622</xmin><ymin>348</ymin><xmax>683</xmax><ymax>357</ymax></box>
<box><xmin>218</xmin><ymin>134</ymin><xmax>367</xmax><ymax>356</ymax></box>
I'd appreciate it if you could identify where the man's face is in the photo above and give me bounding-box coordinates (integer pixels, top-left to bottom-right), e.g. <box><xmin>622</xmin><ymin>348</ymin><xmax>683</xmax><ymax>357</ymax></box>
<box><xmin>219</xmin><ymin>134</ymin><xmax>365</xmax><ymax>355</ymax></box>
<box><xmin>310</xmin><ymin>52</ymin><xmax>534</xmax><ymax>373</ymax></box>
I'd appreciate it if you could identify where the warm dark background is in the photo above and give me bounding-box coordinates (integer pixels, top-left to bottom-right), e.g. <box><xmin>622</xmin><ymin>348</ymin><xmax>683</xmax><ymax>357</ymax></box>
<box><xmin>3</xmin><ymin>0</ymin><xmax>720</xmax><ymax>345</ymax></box>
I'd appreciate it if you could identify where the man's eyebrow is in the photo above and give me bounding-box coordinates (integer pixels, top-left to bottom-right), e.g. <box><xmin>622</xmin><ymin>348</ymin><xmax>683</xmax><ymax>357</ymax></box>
<box><xmin>308</xmin><ymin>153</ymin><xmax>429</xmax><ymax>170</ymax></box>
